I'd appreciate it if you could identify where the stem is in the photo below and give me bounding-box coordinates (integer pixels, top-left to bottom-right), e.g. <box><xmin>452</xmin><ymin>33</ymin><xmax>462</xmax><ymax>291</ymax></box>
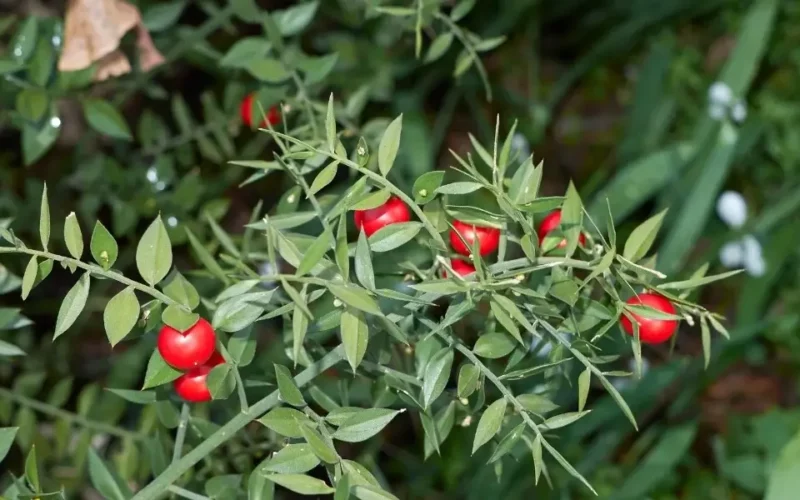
<box><xmin>131</xmin><ymin>346</ymin><xmax>345</xmax><ymax>500</ymax></box>
<box><xmin>216</xmin><ymin>342</ymin><xmax>249</xmax><ymax>412</ymax></box>
<box><xmin>172</xmin><ymin>404</ymin><xmax>190</xmax><ymax>464</ymax></box>
<box><xmin>167</xmin><ymin>485</ymin><xmax>210</xmax><ymax>500</ymax></box>
<box><xmin>0</xmin><ymin>387</ymin><xmax>143</xmax><ymax>441</ymax></box>
<box><xmin>289</xmin><ymin>70</ymin><xmax>320</xmax><ymax>138</ymax></box>
<box><xmin>434</xmin><ymin>12</ymin><xmax>492</xmax><ymax>101</ymax></box>
<box><xmin>0</xmin><ymin>247</ymin><xmax>185</xmax><ymax>310</ymax></box>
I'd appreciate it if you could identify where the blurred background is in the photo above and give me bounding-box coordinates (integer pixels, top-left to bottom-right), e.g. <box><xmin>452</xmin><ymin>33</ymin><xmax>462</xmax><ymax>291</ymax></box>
<box><xmin>1</xmin><ymin>0</ymin><xmax>799</xmax><ymax>498</ymax></box>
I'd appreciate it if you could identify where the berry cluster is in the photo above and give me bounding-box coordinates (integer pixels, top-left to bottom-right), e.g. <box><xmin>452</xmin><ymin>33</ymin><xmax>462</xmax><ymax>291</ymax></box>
<box><xmin>157</xmin><ymin>318</ymin><xmax>221</xmax><ymax>402</ymax></box>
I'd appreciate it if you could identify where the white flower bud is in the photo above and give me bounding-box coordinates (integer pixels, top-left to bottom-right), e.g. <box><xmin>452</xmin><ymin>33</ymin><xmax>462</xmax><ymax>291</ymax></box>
<box><xmin>719</xmin><ymin>241</ymin><xmax>743</xmax><ymax>268</ymax></box>
<box><xmin>741</xmin><ymin>235</ymin><xmax>766</xmax><ymax>277</ymax></box>
<box><xmin>731</xmin><ymin>101</ymin><xmax>747</xmax><ymax>123</ymax></box>
<box><xmin>708</xmin><ymin>81</ymin><xmax>733</xmax><ymax>107</ymax></box>
<box><xmin>708</xmin><ymin>102</ymin><xmax>727</xmax><ymax>121</ymax></box>
<box><xmin>716</xmin><ymin>191</ymin><xmax>747</xmax><ymax>228</ymax></box>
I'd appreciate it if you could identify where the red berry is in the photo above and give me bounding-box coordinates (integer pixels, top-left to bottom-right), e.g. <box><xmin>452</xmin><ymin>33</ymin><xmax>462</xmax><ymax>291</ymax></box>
<box><xmin>173</xmin><ymin>352</ymin><xmax>225</xmax><ymax>403</ymax></box>
<box><xmin>354</xmin><ymin>196</ymin><xmax>411</xmax><ymax>237</ymax></box>
<box><xmin>157</xmin><ymin>318</ymin><xmax>216</xmax><ymax>371</ymax></box>
<box><xmin>449</xmin><ymin>220</ymin><xmax>500</xmax><ymax>256</ymax></box>
<box><xmin>240</xmin><ymin>93</ymin><xmax>280</xmax><ymax>128</ymax></box>
<box><xmin>444</xmin><ymin>259</ymin><xmax>476</xmax><ymax>278</ymax></box>
<box><xmin>620</xmin><ymin>293</ymin><xmax>678</xmax><ymax>344</ymax></box>
<box><xmin>537</xmin><ymin>210</ymin><xmax>586</xmax><ymax>248</ymax></box>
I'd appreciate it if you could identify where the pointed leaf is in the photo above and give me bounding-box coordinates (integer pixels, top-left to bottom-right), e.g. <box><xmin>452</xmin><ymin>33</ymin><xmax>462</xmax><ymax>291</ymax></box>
<box><xmin>142</xmin><ymin>349</ymin><xmax>182</xmax><ymax>389</ymax></box>
<box><xmin>258</xmin><ymin>407</ymin><xmax>313</xmax><ymax>438</ymax></box>
<box><xmin>137</xmin><ymin>216</ymin><xmax>173</xmax><ymax>286</ymax></box>
<box><xmin>54</xmin><ymin>272</ymin><xmax>90</xmax><ymax>339</ymax></box>
<box><xmin>104</xmin><ymin>287</ymin><xmax>139</xmax><ymax>346</ymax></box>
<box><xmin>368</xmin><ymin>222</ymin><xmax>422</xmax><ymax>253</ymax></box>
<box><xmin>422</xmin><ymin>348</ymin><xmax>453</xmax><ymax>409</ymax></box>
<box><xmin>355</xmin><ymin>230</ymin><xmax>375</xmax><ymax>290</ymax></box>
<box><xmin>472</xmin><ymin>398</ymin><xmax>506</xmax><ymax>454</ymax></box>
<box><xmin>260</xmin><ymin>444</ymin><xmax>320</xmax><ymax>474</ymax></box>
<box><xmin>88</xmin><ymin>448</ymin><xmax>132</xmax><ymax>500</ymax></box>
<box><xmin>63</xmin><ymin>212</ymin><xmax>84</xmax><ymax>259</ymax></box>
<box><xmin>39</xmin><ymin>184</ymin><xmax>49</xmax><ymax>250</ymax></box>
<box><xmin>332</xmin><ymin>408</ymin><xmax>402</xmax><ymax>443</ymax></box>
<box><xmin>275</xmin><ymin>365</ymin><xmax>305</xmax><ymax>406</ymax></box>
<box><xmin>300</xmin><ymin>425</ymin><xmax>338</xmax><ymax>464</ymax></box>
<box><xmin>340</xmin><ymin>308</ymin><xmax>368</xmax><ymax>372</ymax></box>
<box><xmin>265</xmin><ymin>474</ymin><xmax>334</xmax><ymax>495</ymax></box>
<box><xmin>328</xmin><ymin>284</ymin><xmax>381</xmax><ymax>316</ymax></box>
<box><xmin>378</xmin><ymin>115</ymin><xmax>403</xmax><ymax>177</ymax></box>
<box><xmin>90</xmin><ymin>221</ymin><xmax>118</xmax><ymax>270</ymax></box>
<box><xmin>21</xmin><ymin>256</ymin><xmax>37</xmax><ymax>300</ymax></box>
<box><xmin>623</xmin><ymin>210</ymin><xmax>667</xmax><ymax>262</ymax></box>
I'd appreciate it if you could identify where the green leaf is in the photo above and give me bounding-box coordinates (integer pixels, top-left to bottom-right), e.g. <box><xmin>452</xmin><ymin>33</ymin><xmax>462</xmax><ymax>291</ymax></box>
<box><xmin>137</xmin><ymin>216</ymin><xmax>173</xmax><ymax>286</ymax></box>
<box><xmin>0</xmin><ymin>427</ymin><xmax>18</xmax><ymax>463</ymax></box>
<box><xmin>249</xmin><ymin>470</ymin><xmax>275</xmax><ymax>500</ymax></box>
<box><xmin>88</xmin><ymin>448</ymin><xmax>132</xmax><ymax>500</ymax></box>
<box><xmin>340</xmin><ymin>308</ymin><xmax>368</xmax><ymax>372</ymax></box>
<box><xmin>378</xmin><ymin>114</ymin><xmax>403</xmax><ymax>177</ymax></box>
<box><xmin>658</xmin><ymin>269</ymin><xmax>743</xmax><ymax>290</ymax></box>
<box><xmin>142</xmin><ymin>350</ymin><xmax>182</xmax><ymax>389</ymax></box>
<box><xmin>425</xmin><ymin>32</ymin><xmax>454</xmax><ymax>63</ymax></box>
<box><xmin>260</xmin><ymin>444</ymin><xmax>319</xmax><ymax>474</ymax></box>
<box><xmin>258</xmin><ymin>407</ymin><xmax>313</xmax><ymax>438</ymax></box>
<box><xmin>20</xmin><ymin>256</ymin><xmax>37</xmax><ymax>300</ymax></box>
<box><xmin>368</xmin><ymin>222</ymin><xmax>422</xmax><ymax>252</ymax></box>
<box><xmin>472</xmin><ymin>398</ymin><xmax>506</xmax><ymax>454</ymax></box>
<box><xmin>25</xmin><ymin>446</ymin><xmax>40</xmax><ymax>492</ymax></box>
<box><xmin>508</xmin><ymin>157</ymin><xmax>541</xmax><ymax>205</ymax></box>
<box><xmin>332</xmin><ymin>408</ymin><xmax>402</xmax><ymax>443</ymax></box>
<box><xmin>207</xmin><ymin>363</ymin><xmax>236</xmax><ymax>400</ymax></box>
<box><xmin>560</xmin><ymin>182</ymin><xmax>583</xmax><ymax>256</ymax></box>
<box><xmin>0</xmin><ymin>340</ymin><xmax>25</xmax><ymax>356</ymax></box>
<box><xmin>488</xmin><ymin>300</ymin><xmax>523</xmax><ymax>345</ymax></box>
<box><xmin>103</xmin><ymin>287</ymin><xmax>139</xmax><ymax>347</ymax></box>
<box><xmin>328</xmin><ymin>284</ymin><xmax>381</xmax><ymax>316</ymax></box>
<box><xmin>247</xmin><ymin>58</ymin><xmax>291</xmax><ymax>83</ymax></box>
<box><xmin>413</xmin><ymin>171</ymin><xmax>445</xmax><ymax>204</ymax></box>
<box><xmin>54</xmin><ymin>272</ymin><xmax>90</xmax><ymax>339</ymax></box>
<box><xmin>273</xmin><ymin>1</ymin><xmax>319</xmax><ymax>36</ymax></box>
<box><xmin>350</xmin><ymin>189</ymin><xmax>392</xmax><ymax>211</ymax></box>
<box><xmin>11</xmin><ymin>17</ymin><xmax>38</xmax><ymax>61</ymax></box>
<box><xmin>488</xmin><ymin>422</ymin><xmax>525</xmax><ymax>464</ymax></box>
<box><xmin>517</xmin><ymin>393</ymin><xmax>559</xmax><ymax>415</ymax></box>
<box><xmin>106</xmin><ymin>388</ymin><xmax>157</xmax><ymax>405</ymax></box>
<box><xmin>22</xmin><ymin>120</ymin><xmax>60</xmax><ymax>166</ymax></box>
<box><xmin>142</xmin><ymin>0</ymin><xmax>187</xmax><ymax>31</ymax></box>
<box><xmin>472</xmin><ymin>332</ymin><xmax>516</xmax><ymax>359</ymax></box>
<box><xmin>63</xmin><ymin>212</ymin><xmax>84</xmax><ymax>260</ymax></box>
<box><xmin>82</xmin><ymin>99</ymin><xmax>132</xmax><ymax>140</ymax></box>
<box><xmin>90</xmin><ymin>221</ymin><xmax>118</xmax><ymax>270</ymax></box>
<box><xmin>39</xmin><ymin>184</ymin><xmax>49</xmax><ymax>250</ymax></box>
<box><xmin>457</xmin><ymin>364</ymin><xmax>480</xmax><ymax>399</ymax></box>
<box><xmin>220</xmin><ymin>37</ymin><xmax>270</xmax><ymax>68</ymax></box>
<box><xmin>292</xmin><ymin>288</ymin><xmax>309</xmax><ymax>362</ymax></box>
<box><xmin>542</xmin><ymin>411</ymin><xmax>590</xmax><ymax>430</ymax></box>
<box><xmin>296</xmin><ymin>230</ymin><xmax>331</xmax><ymax>277</ymax></box>
<box><xmin>162</xmin><ymin>305</ymin><xmax>199</xmax><ymax>332</ymax></box>
<box><xmin>275</xmin><ymin>365</ymin><xmax>305</xmax><ymax>406</ymax></box>
<box><xmin>326</xmin><ymin>93</ymin><xmax>336</xmax><ymax>152</ymax></box>
<box><xmin>355</xmin><ymin>231</ymin><xmax>375</xmax><ymax>290</ymax></box>
<box><xmin>299</xmin><ymin>425</ymin><xmax>338</xmax><ymax>464</ymax></box>
<box><xmin>265</xmin><ymin>474</ymin><xmax>334</xmax><ymax>496</ymax></box>
<box><xmin>186</xmin><ymin>227</ymin><xmax>228</xmax><ymax>283</ymax></box>
<box><xmin>435</xmin><ymin>182</ymin><xmax>483</xmax><ymax>195</ymax></box>
<box><xmin>334</xmin><ymin>474</ymin><xmax>350</xmax><ymax>500</ymax></box>
<box><xmin>162</xmin><ymin>272</ymin><xmax>200</xmax><ymax>310</ymax></box>
<box><xmin>213</xmin><ymin>291</ymin><xmax>274</xmax><ymax>333</ymax></box>
<box><xmin>578</xmin><ymin>368</ymin><xmax>590</xmax><ymax>412</ymax></box>
<box><xmin>623</xmin><ymin>209</ymin><xmax>667</xmax><ymax>262</ymax></box>
<box><xmin>308</xmin><ymin>162</ymin><xmax>338</xmax><ymax>196</ymax></box>
<box><xmin>422</xmin><ymin>348</ymin><xmax>453</xmax><ymax>409</ymax></box>
<box><xmin>16</xmin><ymin>88</ymin><xmax>48</xmax><ymax>121</ymax></box>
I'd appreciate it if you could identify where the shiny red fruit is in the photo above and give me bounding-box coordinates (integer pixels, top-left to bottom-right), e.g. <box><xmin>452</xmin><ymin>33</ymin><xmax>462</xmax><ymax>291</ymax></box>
<box><xmin>173</xmin><ymin>352</ymin><xmax>225</xmax><ymax>403</ymax></box>
<box><xmin>444</xmin><ymin>259</ymin><xmax>476</xmax><ymax>278</ymax></box>
<box><xmin>537</xmin><ymin>210</ymin><xmax>586</xmax><ymax>248</ymax></box>
<box><xmin>620</xmin><ymin>293</ymin><xmax>679</xmax><ymax>344</ymax></box>
<box><xmin>240</xmin><ymin>93</ymin><xmax>280</xmax><ymax>128</ymax></box>
<box><xmin>157</xmin><ymin>318</ymin><xmax>216</xmax><ymax>371</ymax></box>
<box><xmin>354</xmin><ymin>196</ymin><xmax>411</xmax><ymax>237</ymax></box>
<box><xmin>449</xmin><ymin>220</ymin><xmax>500</xmax><ymax>256</ymax></box>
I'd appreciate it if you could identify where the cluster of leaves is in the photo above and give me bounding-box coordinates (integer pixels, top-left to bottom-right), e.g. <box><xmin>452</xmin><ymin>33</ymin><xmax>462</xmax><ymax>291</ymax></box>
<box><xmin>0</xmin><ymin>90</ymin><xmax>737</xmax><ymax>498</ymax></box>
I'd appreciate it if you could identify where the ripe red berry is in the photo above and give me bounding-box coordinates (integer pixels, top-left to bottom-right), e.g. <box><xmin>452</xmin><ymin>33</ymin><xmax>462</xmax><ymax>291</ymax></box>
<box><xmin>537</xmin><ymin>210</ymin><xmax>586</xmax><ymax>248</ymax></box>
<box><xmin>173</xmin><ymin>352</ymin><xmax>225</xmax><ymax>403</ymax></box>
<box><xmin>240</xmin><ymin>93</ymin><xmax>280</xmax><ymax>128</ymax></box>
<box><xmin>444</xmin><ymin>259</ymin><xmax>476</xmax><ymax>278</ymax></box>
<box><xmin>354</xmin><ymin>196</ymin><xmax>411</xmax><ymax>237</ymax></box>
<box><xmin>157</xmin><ymin>318</ymin><xmax>217</xmax><ymax>371</ymax></box>
<box><xmin>449</xmin><ymin>220</ymin><xmax>500</xmax><ymax>257</ymax></box>
<box><xmin>620</xmin><ymin>293</ymin><xmax>678</xmax><ymax>344</ymax></box>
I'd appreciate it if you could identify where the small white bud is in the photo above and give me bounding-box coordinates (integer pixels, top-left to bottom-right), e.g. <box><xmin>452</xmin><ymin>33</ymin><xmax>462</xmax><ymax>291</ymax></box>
<box><xmin>708</xmin><ymin>81</ymin><xmax>733</xmax><ymax>107</ymax></box>
<box><xmin>333</xmin><ymin>299</ymin><xmax>342</xmax><ymax>307</ymax></box>
<box><xmin>731</xmin><ymin>101</ymin><xmax>747</xmax><ymax>123</ymax></box>
<box><xmin>741</xmin><ymin>235</ymin><xmax>766</xmax><ymax>277</ymax></box>
<box><xmin>510</xmin><ymin>133</ymin><xmax>530</xmax><ymax>159</ymax></box>
<box><xmin>716</xmin><ymin>191</ymin><xmax>747</xmax><ymax>228</ymax></box>
<box><xmin>287</xmin><ymin>195</ymin><xmax>295</xmax><ymax>203</ymax></box>
<box><xmin>461</xmin><ymin>416</ymin><xmax>472</xmax><ymax>427</ymax></box>
<box><xmin>719</xmin><ymin>241</ymin><xmax>743</xmax><ymax>268</ymax></box>
<box><xmin>708</xmin><ymin>102</ymin><xmax>727</xmax><ymax>121</ymax></box>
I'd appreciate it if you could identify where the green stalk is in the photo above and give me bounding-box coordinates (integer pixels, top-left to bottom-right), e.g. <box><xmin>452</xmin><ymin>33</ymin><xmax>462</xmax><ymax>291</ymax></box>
<box><xmin>131</xmin><ymin>346</ymin><xmax>344</xmax><ymax>500</ymax></box>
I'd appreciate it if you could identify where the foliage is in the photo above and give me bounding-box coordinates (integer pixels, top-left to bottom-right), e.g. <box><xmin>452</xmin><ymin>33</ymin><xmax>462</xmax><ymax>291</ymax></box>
<box><xmin>2</xmin><ymin>0</ymin><xmax>800</xmax><ymax>498</ymax></box>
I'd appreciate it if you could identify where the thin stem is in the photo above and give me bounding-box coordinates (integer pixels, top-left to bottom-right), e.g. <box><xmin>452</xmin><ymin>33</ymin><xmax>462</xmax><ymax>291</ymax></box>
<box><xmin>0</xmin><ymin>247</ymin><xmax>185</xmax><ymax>310</ymax></box>
<box><xmin>172</xmin><ymin>404</ymin><xmax>190</xmax><ymax>464</ymax></box>
<box><xmin>289</xmin><ymin>70</ymin><xmax>320</xmax><ymax>138</ymax></box>
<box><xmin>167</xmin><ymin>485</ymin><xmax>210</xmax><ymax>500</ymax></box>
<box><xmin>131</xmin><ymin>346</ymin><xmax>345</xmax><ymax>500</ymax></box>
<box><xmin>359</xmin><ymin>360</ymin><xmax>422</xmax><ymax>387</ymax></box>
<box><xmin>434</xmin><ymin>12</ymin><xmax>492</xmax><ymax>101</ymax></box>
<box><xmin>0</xmin><ymin>387</ymin><xmax>144</xmax><ymax>441</ymax></box>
